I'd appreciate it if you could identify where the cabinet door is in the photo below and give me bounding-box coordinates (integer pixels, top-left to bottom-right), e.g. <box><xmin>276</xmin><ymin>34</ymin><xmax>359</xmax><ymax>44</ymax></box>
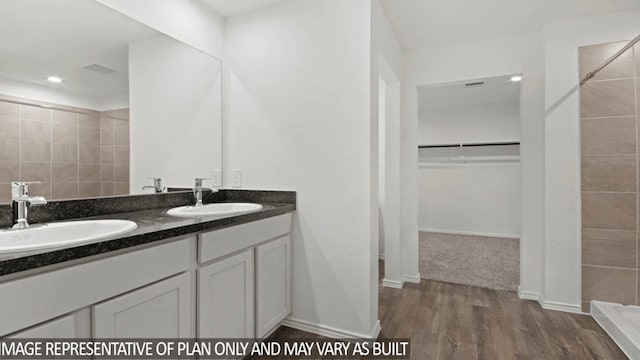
<box><xmin>198</xmin><ymin>249</ymin><xmax>254</xmax><ymax>338</ymax></box>
<box><xmin>92</xmin><ymin>272</ymin><xmax>192</xmax><ymax>338</ymax></box>
<box><xmin>256</xmin><ymin>235</ymin><xmax>291</xmax><ymax>338</ymax></box>
<box><xmin>8</xmin><ymin>309</ymin><xmax>90</xmax><ymax>338</ymax></box>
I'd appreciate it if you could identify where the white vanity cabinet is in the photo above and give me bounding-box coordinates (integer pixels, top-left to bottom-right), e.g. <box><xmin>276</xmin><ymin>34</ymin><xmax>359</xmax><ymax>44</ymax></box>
<box><xmin>9</xmin><ymin>310</ymin><xmax>91</xmax><ymax>339</ymax></box>
<box><xmin>197</xmin><ymin>213</ymin><xmax>293</xmax><ymax>339</ymax></box>
<box><xmin>0</xmin><ymin>237</ymin><xmax>193</xmax><ymax>338</ymax></box>
<box><xmin>198</xmin><ymin>249</ymin><xmax>255</xmax><ymax>338</ymax></box>
<box><xmin>256</xmin><ymin>235</ymin><xmax>291</xmax><ymax>338</ymax></box>
<box><xmin>93</xmin><ymin>272</ymin><xmax>193</xmax><ymax>338</ymax></box>
<box><xmin>0</xmin><ymin>212</ymin><xmax>293</xmax><ymax>340</ymax></box>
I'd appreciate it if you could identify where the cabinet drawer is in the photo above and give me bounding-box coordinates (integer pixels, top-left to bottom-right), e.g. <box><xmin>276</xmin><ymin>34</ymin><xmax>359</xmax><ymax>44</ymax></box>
<box><xmin>198</xmin><ymin>214</ymin><xmax>292</xmax><ymax>264</ymax></box>
<box><xmin>0</xmin><ymin>237</ymin><xmax>193</xmax><ymax>337</ymax></box>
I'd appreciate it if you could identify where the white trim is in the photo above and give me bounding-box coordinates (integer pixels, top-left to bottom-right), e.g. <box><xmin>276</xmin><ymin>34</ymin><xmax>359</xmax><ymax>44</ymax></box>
<box><xmin>539</xmin><ymin>299</ymin><xmax>583</xmax><ymax>314</ymax></box>
<box><xmin>378</xmin><ymin>253</ymin><xmax>385</xmax><ymax>260</ymax></box>
<box><xmin>261</xmin><ymin>320</ymin><xmax>284</xmax><ymax>339</ymax></box>
<box><xmin>370</xmin><ymin>320</ymin><xmax>382</xmax><ymax>339</ymax></box>
<box><xmin>382</xmin><ymin>273</ymin><xmax>421</xmax><ymax>288</ymax></box>
<box><xmin>518</xmin><ymin>287</ymin><xmax>584</xmax><ymax>314</ymax></box>
<box><xmin>282</xmin><ymin>317</ymin><xmax>381</xmax><ymax>339</ymax></box>
<box><xmin>402</xmin><ymin>273</ymin><xmax>421</xmax><ymax>284</ymax></box>
<box><xmin>418</xmin><ymin>228</ymin><xmax>519</xmax><ymax>239</ymax></box>
<box><xmin>517</xmin><ymin>287</ymin><xmax>540</xmax><ymax>301</ymax></box>
<box><xmin>381</xmin><ymin>278</ymin><xmax>403</xmax><ymax>289</ymax></box>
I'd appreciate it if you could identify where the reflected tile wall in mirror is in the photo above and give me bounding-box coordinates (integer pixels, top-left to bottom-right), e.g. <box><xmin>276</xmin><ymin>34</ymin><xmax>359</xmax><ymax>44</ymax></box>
<box><xmin>0</xmin><ymin>95</ymin><xmax>129</xmax><ymax>204</ymax></box>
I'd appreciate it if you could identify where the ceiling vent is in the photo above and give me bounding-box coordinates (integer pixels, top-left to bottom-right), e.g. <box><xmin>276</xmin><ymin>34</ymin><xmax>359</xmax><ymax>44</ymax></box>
<box><xmin>82</xmin><ymin>63</ymin><xmax>117</xmax><ymax>74</ymax></box>
<box><xmin>465</xmin><ymin>81</ymin><xmax>484</xmax><ymax>87</ymax></box>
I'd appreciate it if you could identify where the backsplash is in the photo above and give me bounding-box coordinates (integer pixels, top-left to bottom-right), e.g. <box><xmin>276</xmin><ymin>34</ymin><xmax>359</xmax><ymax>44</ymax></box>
<box><xmin>0</xmin><ymin>189</ymin><xmax>296</xmax><ymax>228</ymax></box>
<box><xmin>0</xmin><ymin>94</ymin><xmax>130</xmax><ymax>204</ymax></box>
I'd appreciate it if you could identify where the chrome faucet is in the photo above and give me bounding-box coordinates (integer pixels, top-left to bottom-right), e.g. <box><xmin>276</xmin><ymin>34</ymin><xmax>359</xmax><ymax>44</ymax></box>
<box><xmin>193</xmin><ymin>178</ymin><xmax>211</xmax><ymax>207</ymax></box>
<box><xmin>11</xmin><ymin>181</ymin><xmax>47</xmax><ymax>229</ymax></box>
<box><xmin>142</xmin><ymin>177</ymin><xmax>164</xmax><ymax>193</ymax></box>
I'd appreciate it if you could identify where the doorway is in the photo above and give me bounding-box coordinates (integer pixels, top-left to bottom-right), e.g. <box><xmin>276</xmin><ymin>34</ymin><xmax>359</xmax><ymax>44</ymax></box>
<box><xmin>377</xmin><ymin>58</ymin><xmax>403</xmax><ymax>288</ymax></box>
<box><xmin>416</xmin><ymin>75</ymin><xmax>522</xmax><ymax>291</ymax></box>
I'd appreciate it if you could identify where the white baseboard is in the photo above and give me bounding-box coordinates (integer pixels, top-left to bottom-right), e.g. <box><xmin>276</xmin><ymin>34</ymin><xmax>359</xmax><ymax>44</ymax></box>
<box><xmin>402</xmin><ymin>273</ymin><xmax>421</xmax><ymax>284</ymax></box>
<box><xmin>382</xmin><ymin>273</ymin><xmax>421</xmax><ymax>288</ymax></box>
<box><xmin>419</xmin><ymin>228</ymin><xmax>519</xmax><ymax>239</ymax></box>
<box><xmin>282</xmin><ymin>317</ymin><xmax>381</xmax><ymax>339</ymax></box>
<box><xmin>381</xmin><ymin>278</ymin><xmax>403</xmax><ymax>288</ymax></box>
<box><xmin>539</xmin><ymin>299</ymin><xmax>583</xmax><ymax>314</ymax></box>
<box><xmin>517</xmin><ymin>287</ymin><xmax>540</xmax><ymax>301</ymax></box>
<box><xmin>517</xmin><ymin>287</ymin><xmax>583</xmax><ymax>314</ymax></box>
<box><xmin>370</xmin><ymin>320</ymin><xmax>382</xmax><ymax>339</ymax></box>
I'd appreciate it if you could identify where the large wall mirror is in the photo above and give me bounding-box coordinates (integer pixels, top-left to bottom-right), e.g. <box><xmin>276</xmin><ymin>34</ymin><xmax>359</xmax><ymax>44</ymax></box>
<box><xmin>0</xmin><ymin>0</ymin><xmax>222</xmax><ymax>204</ymax></box>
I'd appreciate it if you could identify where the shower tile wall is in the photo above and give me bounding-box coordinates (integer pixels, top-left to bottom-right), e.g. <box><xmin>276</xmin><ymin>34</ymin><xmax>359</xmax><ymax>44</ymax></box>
<box><xmin>0</xmin><ymin>95</ymin><xmax>129</xmax><ymax>204</ymax></box>
<box><xmin>580</xmin><ymin>41</ymin><xmax>639</xmax><ymax>312</ymax></box>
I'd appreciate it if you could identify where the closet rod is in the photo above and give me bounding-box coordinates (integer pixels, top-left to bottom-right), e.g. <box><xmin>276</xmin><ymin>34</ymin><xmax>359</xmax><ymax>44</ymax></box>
<box><xmin>418</xmin><ymin>141</ymin><xmax>520</xmax><ymax>149</ymax></box>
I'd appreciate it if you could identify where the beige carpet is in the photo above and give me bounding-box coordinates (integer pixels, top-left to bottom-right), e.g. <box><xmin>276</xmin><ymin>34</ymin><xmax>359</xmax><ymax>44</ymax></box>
<box><xmin>419</xmin><ymin>231</ymin><xmax>519</xmax><ymax>292</ymax></box>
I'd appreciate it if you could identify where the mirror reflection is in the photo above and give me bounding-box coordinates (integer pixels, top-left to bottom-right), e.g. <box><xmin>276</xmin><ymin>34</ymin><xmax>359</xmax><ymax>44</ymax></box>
<box><xmin>0</xmin><ymin>0</ymin><xmax>222</xmax><ymax>204</ymax></box>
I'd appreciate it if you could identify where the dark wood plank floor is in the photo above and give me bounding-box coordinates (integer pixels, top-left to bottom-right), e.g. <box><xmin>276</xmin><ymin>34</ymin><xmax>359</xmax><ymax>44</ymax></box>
<box><xmin>265</xmin><ymin>261</ymin><xmax>627</xmax><ymax>360</ymax></box>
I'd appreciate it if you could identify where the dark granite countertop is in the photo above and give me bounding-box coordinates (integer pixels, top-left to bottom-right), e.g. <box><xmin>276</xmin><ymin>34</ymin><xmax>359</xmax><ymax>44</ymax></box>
<box><xmin>0</xmin><ymin>190</ymin><xmax>295</xmax><ymax>277</ymax></box>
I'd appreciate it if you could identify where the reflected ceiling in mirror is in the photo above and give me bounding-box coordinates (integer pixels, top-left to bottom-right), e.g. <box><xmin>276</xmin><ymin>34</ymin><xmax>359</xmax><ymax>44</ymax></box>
<box><xmin>0</xmin><ymin>0</ymin><xmax>157</xmax><ymax>110</ymax></box>
<box><xmin>0</xmin><ymin>0</ymin><xmax>223</xmax><ymax>204</ymax></box>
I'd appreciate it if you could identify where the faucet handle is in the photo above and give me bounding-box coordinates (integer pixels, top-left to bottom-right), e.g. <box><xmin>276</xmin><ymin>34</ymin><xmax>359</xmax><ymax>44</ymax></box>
<box><xmin>12</xmin><ymin>181</ymin><xmax>41</xmax><ymax>185</ymax></box>
<box><xmin>147</xmin><ymin>177</ymin><xmax>162</xmax><ymax>186</ymax></box>
<box><xmin>142</xmin><ymin>178</ymin><xmax>164</xmax><ymax>193</ymax></box>
<box><xmin>194</xmin><ymin>178</ymin><xmax>211</xmax><ymax>187</ymax></box>
<box><xmin>11</xmin><ymin>181</ymin><xmax>41</xmax><ymax>198</ymax></box>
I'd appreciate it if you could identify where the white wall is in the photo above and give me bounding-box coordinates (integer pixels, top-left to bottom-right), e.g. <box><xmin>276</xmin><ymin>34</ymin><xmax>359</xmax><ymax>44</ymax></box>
<box><xmin>417</xmin><ymin>84</ymin><xmax>521</xmax><ymax>238</ymax></box>
<box><xmin>95</xmin><ymin>0</ymin><xmax>224</xmax><ymax>60</ymax></box>
<box><xmin>418</xmin><ymin>100</ymin><xmax>520</xmax><ymax>144</ymax></box>
<box><xmin>404</xmin><ymin>32</ymin><xmax>546</xmax><ymax>299</ymax></box>
<box><xmin>518</xmin><ymin>33</ymin><xmax>546</xmax><ymax>303</ymax></box>
<box><xmin>377</xmin><ymin>77</ymin><xmax>386</xmax><ymax>259</ymax></box>
<box><xmin>372</xmin><ymin>0</ymin><xmax>416</xmax><ymax>288</ymax></box>
<box><xmin>129</xmin><ymin>35</ymin><xmax>222</xmax><ymax>192</ymax></box>
<box><xmin>224</xmin><ymin>0</ymin><xmax>377</xmax><ymax>338</ymax></box>
<box><xmin>418</xmin><ymin>162</ymin><xmax>522</xmax><ymax>237</ymax></box>
<box><xmin>543</xmin><ymin>9</ymin><xmax>640</xmax><ymax>311</ymax></box>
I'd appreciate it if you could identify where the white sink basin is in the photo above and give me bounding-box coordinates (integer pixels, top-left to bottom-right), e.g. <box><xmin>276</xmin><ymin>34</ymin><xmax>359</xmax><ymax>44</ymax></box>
<box><xmin>167</xmin><ymin>203</ymin><xmax>263</xmax><ymax>218</ymax></box>
<box><xmin>0</xmin><ymin>220</ymin><xmax>137</xmax><ymax>254</ymax></box>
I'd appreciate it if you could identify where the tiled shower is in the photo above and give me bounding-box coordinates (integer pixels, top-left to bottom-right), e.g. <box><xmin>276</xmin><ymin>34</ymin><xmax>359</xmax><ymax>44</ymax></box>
<box><xmin>0</xmin><ymin>94</ymin><xmax>129</xmax><ymax>203</ymax></box>
<box><xmin>580</xmin><ymin>41</ymin><xmax>640</xmax><ymax>311</ymax></box>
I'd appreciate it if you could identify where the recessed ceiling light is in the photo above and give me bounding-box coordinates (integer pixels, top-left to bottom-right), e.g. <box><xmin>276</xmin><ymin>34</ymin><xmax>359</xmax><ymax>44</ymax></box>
<box><xmin>47</xmin><ymin>76</ymin><xmax>62</xmax><ymax>83</ymax></box>
<box><xmin>510</xmin><ymin>75</ymin><xmax>523</xmax><ymax>82</ymax></box>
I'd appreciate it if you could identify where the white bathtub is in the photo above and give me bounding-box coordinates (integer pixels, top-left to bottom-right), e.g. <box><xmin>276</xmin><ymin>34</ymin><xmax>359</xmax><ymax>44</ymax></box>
<box><xmin>591</xmin><ymin>301</ymin><xmax>640</xmax><ymax>359</ymax></box>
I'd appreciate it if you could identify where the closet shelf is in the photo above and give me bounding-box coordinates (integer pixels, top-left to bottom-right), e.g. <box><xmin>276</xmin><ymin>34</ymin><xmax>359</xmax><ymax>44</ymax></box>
<box><xmin>418</xmin><ymin>141</ymin><xmax>520</xmax><ymax>149</ymax></box>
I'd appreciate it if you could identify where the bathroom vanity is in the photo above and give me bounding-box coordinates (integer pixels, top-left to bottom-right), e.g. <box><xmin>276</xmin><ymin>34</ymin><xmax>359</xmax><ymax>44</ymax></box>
<box><xmin>0</xmin><ymin>190</ymin><xmax>295</xmax><ymax>340</ymax></box>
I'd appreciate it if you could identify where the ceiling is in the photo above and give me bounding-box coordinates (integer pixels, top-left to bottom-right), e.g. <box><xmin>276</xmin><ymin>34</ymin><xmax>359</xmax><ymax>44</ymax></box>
<box><xmin>418</xmin><ymin>75</ymin><xmax>520</xmax><ymax>109</ymax></box>
<box><xmin>0</xmin><ymin>0</ymin><xmax>158</xmax><ymax>101</ymax></box>
<box><xmin>380</xmin><ymin>0</ymin><xmax>640</xmax><ymax>51</ymax></box>
<box><xmin>200</xmin><ymin>0</ymin><xmax>288</xmax><ymax>17</ymax></box>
